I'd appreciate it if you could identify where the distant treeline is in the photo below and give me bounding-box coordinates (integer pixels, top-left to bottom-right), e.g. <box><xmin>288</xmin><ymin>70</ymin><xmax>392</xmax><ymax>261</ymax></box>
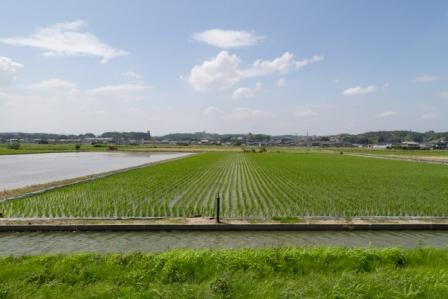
<box><xmin>0</xmin><ymin>131</ymin><xmax>151</xmax><ymax>142</ymax></box>
<box><xmin>337</xmin><ymin>131</ymin><xmax>448</xmax><ymax>144</ymax></box>
<box><xmin>163</xmin><ymin>132</ymin><xmax>270</xmax><ymax>143</ymax></box>
<box><xmin>0</xmin><ymin>130</ymin><xmax>447</xmax><ymax>144</ymax></box>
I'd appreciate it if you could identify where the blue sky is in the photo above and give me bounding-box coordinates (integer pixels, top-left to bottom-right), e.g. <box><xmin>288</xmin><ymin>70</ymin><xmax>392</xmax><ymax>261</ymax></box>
<box><xmin>0</xmin><ymin>0</ymin><xmax>447</xmax><ymax>135</ymax></box>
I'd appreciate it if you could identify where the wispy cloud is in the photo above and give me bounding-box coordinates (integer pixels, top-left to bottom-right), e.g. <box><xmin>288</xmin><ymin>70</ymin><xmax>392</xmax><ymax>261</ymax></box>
<box><xmin>294</xmin><ymin>108</ymin><xmax>320</xmax><ymax>117</ymax></box>
<box><xmin>28</xmin><ymin>78</ymin><xmax>77</xmax><ymax>91</ymax></box>
<box><xmin>202</xmin><ymin>106</ymin><xmax>224</xmax><ymax>116</ymax></box>
<box><xmin>295</xmin><ymin>55</ymin><xmax>324</xmax><ymax>69</ymax></box>
<box><xmin>413</xmin><ymin>74</ymin><xmax>438</xmax><ymax>83</ymax></box>
<box><xmin>0</xmin><ymin>56</ymin><xmax>23</xmax><ymax>86</ymax></box>
<box><xmin>232</xmin><ymin>82</ymin><xmax>262</xmax><ymax>99</ymax></box>
<box><xmin>192</xmin><ymin>29</ymin><xmax>263</xmax><ymax>48</ymax></box>
<box><xmin>227</xmin><ymin>107</ymin><xmax>272</xmax><ymax>120</ymax></box>
<box><xmin>436</xmin><ymin>91</ymin><xmax>448</xmax><ymax>99</ymax></box>
<box><xmin>87</xmin><ymin>84</ymin><xmax>151</xmax><ymax>96</ymax></box>
<box><xmin>0</xmin><ymin>20</ymin><xmax>128</xmax><ymax>63</ymax></box>
<box><xmin>342</xmin><ymin>85</ymin><xmax>378</xmax><ymax>96</ymax></box>
<box><xmin>420</xmin><ymin>113</ymin><xmax>437</xmax><ymax>120</ymax></box>
<box><xmin>0</xmin><ymin>56</ymin><xmax>23</xmax><ymax>73</ymax></box>
<box><xmin>187</xmin><ymin>51</ymin><xmax>323</xmax><ymax>91</ymax></box>
<box><xmin>123</xmin><ymin>71</ymin><xmax>143</xmax><ymax>82</ymax></box>
<box><xmin>276</xmin><ymin>78</ymin><xmax>287</xmax><ymax>87</ymax></box>
<box><xmin>376</xmin><ymin>111</ymin><xmax>398</xmax><ymax>118</ymax></box>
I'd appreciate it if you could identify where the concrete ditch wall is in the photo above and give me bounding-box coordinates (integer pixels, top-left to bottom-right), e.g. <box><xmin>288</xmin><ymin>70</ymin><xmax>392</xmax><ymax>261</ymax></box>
<box><xmin>2</xmin><ymin>223</ymin><xmax>448</xmax><ymax>232</ymax></box>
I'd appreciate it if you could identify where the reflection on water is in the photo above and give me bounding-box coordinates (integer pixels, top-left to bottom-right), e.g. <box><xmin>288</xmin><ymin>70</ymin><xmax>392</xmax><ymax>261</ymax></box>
<box><xmin>0</xmin><ymin>152</ymin><xmax>191</xmax><ymax>190</ymax></box>
<box><xmin>1</xmin><ymin>231</ymin><xmax>448</xmax><ymax>256</ymax></box>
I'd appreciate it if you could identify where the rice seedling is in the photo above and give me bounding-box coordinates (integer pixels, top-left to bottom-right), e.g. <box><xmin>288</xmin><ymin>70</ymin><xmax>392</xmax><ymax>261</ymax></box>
<box><xmin>1</xmin><ymin>152</ymin><xmax>447</xmax><ymax>218</ymax></box>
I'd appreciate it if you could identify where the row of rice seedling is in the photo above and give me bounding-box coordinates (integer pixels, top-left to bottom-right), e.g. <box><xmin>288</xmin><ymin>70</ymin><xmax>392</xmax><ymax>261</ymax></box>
<box><xmin>1</xmin><ymin>152</ymin><xmax>448</xmax><ymax>218</ymax></box>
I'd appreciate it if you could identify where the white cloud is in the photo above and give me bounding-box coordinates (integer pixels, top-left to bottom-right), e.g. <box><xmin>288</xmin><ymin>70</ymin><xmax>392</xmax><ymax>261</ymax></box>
<box><xmin>28</xmin><ymin>78</ymin><xmax>77</xmax><ymax>91</ymax></box>
<box><xmin>123</xmin><ymin>71</ymin><xmax>143</xmax><ymax>82</ymax></box>
<box><xmin>376</xmin><ymin>111</ymin><xmax>398</xmax><ymax>118</ymax></box>
<box><xmin>227</xmin><ymin>107</ymin><xmax>271</xmax><ymax>120</ymax></box>
<box><xmin>342</xmin><ymin>85</ymin><xmax>378</xmax><ymax>96</ymax></box>
<box><xmin>188</xmin><ymin>51</ymin><xmax>241</xmax><ymax>91</ymax></box>
<box><xmin>192</xmin><ymin>29</ymin><xmax>262</xmax><ymax>48</ymax></box>
<box><xmin>276</xmin><ymin>78</ymin><xmax>287</xmax><ymax>87</ymax></box>
<box><xmin>232</xmin><ymin>82</ymin><xmax>262</xmax><ymax>99</ymax></box>
<box><xmin>202</xmin><ymin>106</ymin><xmax>224</xmax><ymax>116</ymax></box>
<box><xmin>295</xmin><ymin>55</ymin><xmax>324</xmax><ymax>69</ymax></box>
<box><xmin>0</xmin><ymin>20</ymin><xmax>128</xmax><ymax>63</ymax></box>
<box><xmin>294</xmin><ymin>108</ymin><xmax>320</xmax><ymax>117</ymax></box>
<box><xmin>436</xmin><ymin>91</ymin><xmax>448</xmax><ymax>99</ymax></box>
<box><xmin>0</xmin><ymin>56</ymin><xmax>23</xmax><ymax>86</ymax></box>
<box><xmin>0</xmin><ymin>56</ymin><xmax>23</xmax><ymax>73</ymax></box>
<box><xmin>243</xmin><ymin>52</ymin><xmax>295</xmax><ymax>77</ymax></box>
<box><xmin>187</xmin><ymin>51</ymin><xmax>323</xmax><ymax>91</ymax></box>
<box><xmin>413</xmin><ymin>75</ymin><xmax>438</xmax><ymax>83</ymax></box>
<box><xmin>420</xmin><ymin>113</ymin><xmax>437</xmax><ymax>120</ymax></box>
<box><xmin>87</xmin><ymin>84</ymin><xmax>151</xmax><ymax>96</ymax></box>
<box><xmin>0</xmin><ymin>91</ymin><xmax>6</xmax><ymax>99</ymax></box>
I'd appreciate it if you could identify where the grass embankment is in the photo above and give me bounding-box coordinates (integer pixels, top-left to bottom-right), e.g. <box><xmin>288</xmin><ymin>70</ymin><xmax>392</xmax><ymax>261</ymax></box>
<box><xmin>327</xmin><ymin>147</ymin><xmax>448</xmax><ymax>157</ymax></box>
<box><xmin>0</xmin><ymin>143</ymin><xmax>244</xmax><ymax>155</ymax></box>
<box><xmin>0</xmin><ymin>248</ymin><xmax>447</xmax><ymax>298</ymax></box>
<box><xmin>2</xmin><ymin>152</ymin><xmax>448</xmax><ymax>218</ymax></box>
<box><xmin>0</xmin><ymin>143</ymin><xmax>104</xmax><ymax>155</ymax></box>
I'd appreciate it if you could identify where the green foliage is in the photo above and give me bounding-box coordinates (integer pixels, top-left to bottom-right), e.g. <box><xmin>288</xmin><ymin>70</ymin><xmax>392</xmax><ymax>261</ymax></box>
<box><xmin>338</xmin><ymin>130</ymin><xmax>448</xmax><ymax>144</ymax></box>
<box><xmin>272</xmin><ymin>216</ymin><xmax>303</xmax><ymax>223</ymax></box>
<box><xmin>0</xmin><ymin>143</ymin><xmax>104</xmax><ymax>155</ymax></box>
<box><xmin>7</xmin><ymin>142</ymin><xmax>20</xmax><ymax>150</ymax></box>
<box><xmin>2</xmin><ymin>152</ymin><xmax>448</xmax><ymax>218</ymax></box>
<box><xmin>1</xmin><ymin>248</ymin><xmax>448</xmax><ymax>298</ymax></box>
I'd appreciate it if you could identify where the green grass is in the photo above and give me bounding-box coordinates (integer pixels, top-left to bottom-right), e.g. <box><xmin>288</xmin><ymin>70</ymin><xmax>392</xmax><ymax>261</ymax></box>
<box><xmin>0</xmin><ymin>143</ymin><xmax>105</xmax><ymax>155</ymax></box>
<box><xmin>0</xmin><ymin>143</ymin><xmax>244</xmax><ymax>155</ymax></box>
<box><xmin>328</xmin><ymin>147</ymin><xmax>448</xmax><ymax>157</ymax></box>
<box><xmin>2</xmin><ymin>152</ymin><xmax>448</xmax><ymax>218</ymax></box>
<box><xmin>0</xmin><ymin>247</ymin><xmax>448</xmax><ymax>298</ymax></box>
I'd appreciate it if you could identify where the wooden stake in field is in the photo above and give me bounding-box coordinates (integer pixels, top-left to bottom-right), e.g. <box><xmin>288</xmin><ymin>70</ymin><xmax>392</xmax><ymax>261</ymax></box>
<box><xmin>216</xmin><ymin>192</ymin><xmax>220</xmax><ymax>223</ymax></box>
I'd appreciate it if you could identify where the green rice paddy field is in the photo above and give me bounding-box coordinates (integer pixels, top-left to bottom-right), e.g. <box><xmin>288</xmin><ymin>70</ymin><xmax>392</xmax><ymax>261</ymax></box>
<box><xmin>2</xmin><ymin>152</ymin><xmax>448</xmax><ymax>218</ymax></box>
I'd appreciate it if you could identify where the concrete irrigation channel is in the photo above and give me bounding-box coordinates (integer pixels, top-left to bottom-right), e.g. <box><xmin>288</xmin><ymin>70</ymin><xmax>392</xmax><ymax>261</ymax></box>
<box><xmin>2</xmin><ymin>217</ymin><xmax>448</xmax><ymax>232</ymax></box>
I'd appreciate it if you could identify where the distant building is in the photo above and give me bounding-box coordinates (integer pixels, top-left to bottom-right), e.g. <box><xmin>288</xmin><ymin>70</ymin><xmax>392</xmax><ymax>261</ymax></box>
<box><xmin>372</xmin><ymin>144</ymin><xmax>392</xmax><ymax>149</ymax></box>
<box><xmin>85</xmin><ymin>137</ymin><xmax>114</xmax><ymax>144</ymax></box>
<box><xmin>400</xmin><ymin>141</ymin><xmax>420</xmax><ymax>149</ymax></box>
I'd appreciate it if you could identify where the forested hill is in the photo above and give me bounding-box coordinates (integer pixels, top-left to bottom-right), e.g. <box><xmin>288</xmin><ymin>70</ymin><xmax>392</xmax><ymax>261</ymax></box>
<box><xmin>337</xmin><ymin>131</ymin><xmax>448</xmax><ymax>144</ymax></box>
<box><xmin>0</xmin><ymin>130</ymin><xmax>447</xmax><ymax>144</ymax></box>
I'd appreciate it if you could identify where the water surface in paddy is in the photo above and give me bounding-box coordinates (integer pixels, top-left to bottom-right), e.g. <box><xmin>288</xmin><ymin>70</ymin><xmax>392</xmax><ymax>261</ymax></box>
<box><xmin>1</xmin><ymin>231</ymin><xmax>447</xmax><ymax>256</ymax></box>
<box><xmin>0</xmin><ymin>152</ymin><xmax>191</xmax><ymax>190</ymax></box>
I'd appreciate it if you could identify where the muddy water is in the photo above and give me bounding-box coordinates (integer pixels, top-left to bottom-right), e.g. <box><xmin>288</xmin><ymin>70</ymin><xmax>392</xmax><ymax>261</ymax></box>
<box><xmin>1</xmin><ymin>231</ymin><xmax>448</xmax><ymax>256</ymax></box>
<box><xmin>0</xmin><ymin>152</ymin><xmax>191</xmax><ymax>190</ymax></box>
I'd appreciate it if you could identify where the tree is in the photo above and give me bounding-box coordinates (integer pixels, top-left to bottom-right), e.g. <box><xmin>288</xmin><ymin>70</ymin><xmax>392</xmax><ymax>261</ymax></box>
<box><xmin>7</xmin><ymin>142</ymin><xmax>20</xmax><ymax>150</ymax></box>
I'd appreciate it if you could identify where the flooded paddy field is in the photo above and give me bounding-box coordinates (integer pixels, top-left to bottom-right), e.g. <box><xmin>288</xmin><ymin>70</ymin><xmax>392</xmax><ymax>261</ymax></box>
<box><xmin>0</xmin><ymin>152</ymin><xmax>191</xmax><ymax>191</ymax></box>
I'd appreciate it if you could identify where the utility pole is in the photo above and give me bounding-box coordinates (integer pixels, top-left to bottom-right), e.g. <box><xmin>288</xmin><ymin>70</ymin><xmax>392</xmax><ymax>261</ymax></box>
<box><xmin>306</xmin><ymin>128</ymin><xmax>309</xmax><ymax>147</ymax></box>
<box><xmin>216</xmin><ymin>192</ymin><xmax>220</xmax><ymax>223</ymax></box>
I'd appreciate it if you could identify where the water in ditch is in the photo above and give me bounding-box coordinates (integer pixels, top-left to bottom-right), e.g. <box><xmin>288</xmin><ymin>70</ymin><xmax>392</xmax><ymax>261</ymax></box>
<box><xmin>1</xmin><ymin>231</ymin><xmax>448</xmax><ymax>256</ymax></box>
